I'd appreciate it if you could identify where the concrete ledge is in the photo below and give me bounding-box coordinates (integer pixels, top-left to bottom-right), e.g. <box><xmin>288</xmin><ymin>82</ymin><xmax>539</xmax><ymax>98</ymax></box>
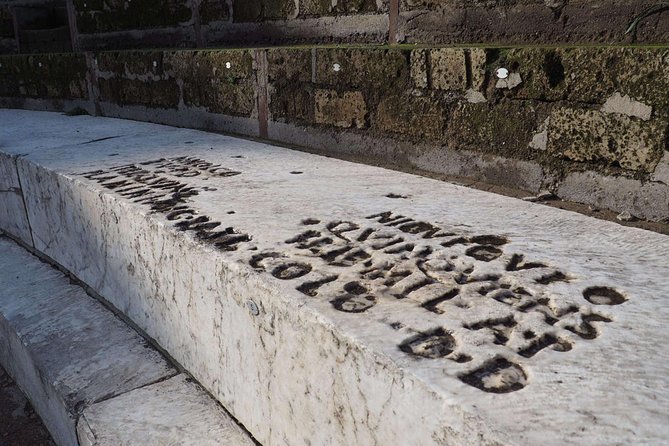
<box><xmin>1</xmin><ymin>110</ymin><xmax>668</xmax><ymax>445</ymax></box>
<box><xmin>0</xmin><ymin>235</ymin><xmax>254</xmax><ymax>446</ymax></box>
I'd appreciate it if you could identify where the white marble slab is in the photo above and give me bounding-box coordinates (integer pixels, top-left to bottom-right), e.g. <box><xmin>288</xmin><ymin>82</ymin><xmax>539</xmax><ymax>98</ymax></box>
<box><xmin>77</xmin><ymin>374</ymin><xmax>256</xmax><ymax>446</ymax></box>
<box><xmin>1</xmin><ymin>109</ymin><xmax>668</xmax><ymax>445</ymax></box>
<box><xmin>0</xmin><ymin>236</ymin><xmax>177</xmax><ymax>446</ymax></box>
<box><xmin>0</xmin><ymin>152</ymin><xmax>32</xmax><ymax>245</ymax></box>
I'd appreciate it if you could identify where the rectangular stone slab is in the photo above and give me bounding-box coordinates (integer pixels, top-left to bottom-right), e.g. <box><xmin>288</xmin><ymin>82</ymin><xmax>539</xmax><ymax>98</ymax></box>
<box><xmin>1</xmin><ymin>109</ymin><xmax>667</xmax><ymax>445</ymax></box>
<box><xmin>0</xmin><ymin>236</ymin><xmax>177</xmax><ymax>446</ymax></box>
<box><xmin>77</xmin><ymin>374</ymin><xmax>256</xmax><ymax>446</ymax></box>
<box><xmin>0</xmin><ymin>152</ymin><xmax>31</xmax><ymax>245</ymax></box>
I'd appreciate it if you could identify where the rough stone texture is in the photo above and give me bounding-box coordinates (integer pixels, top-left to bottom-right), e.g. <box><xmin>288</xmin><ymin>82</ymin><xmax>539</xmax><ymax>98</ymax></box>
<box><xmin>430</xmin><ymin>48</ymin><xmax>467</xmax><ymax>91</ymax></box>
<box><xmin>199</xmin><ymin>0</ymin><xmax>231</xmax><ymax>23</ymax></box>
<box><xmin>499</xmin><ymin>48</ymin><xmax>669</xmax><ymax>113</ymax></box>
<box><xmin>268</xmin><ymin>48</ymin><xmax>312</xmax><ymax>83</ymax></box>
<box><xmin>94</xmin><ymin>50</ymin><xmax>256</xmax><ymax>116</ymax></box>
<box><xmin>0</xmin><ymin>236</ymin><xmax>177</xmax><ymax>446</ymax></box>
<box><xmin>77</xmin><ymin>374</ymin><xmax>254</xmax><ymax>446</ymax></box>
<box><xmin>495</xmin><ymin>72</ymin><xmax>523</xmax><ymax>90</ymax></box>
<box><xmin>375</xmin><ymin>94</ymin><xmax>445</xmax><ymax>139</ymax></box>
<box><xmin>314</xmin><ymin>48</ymin><xmax>409</xmax><ymax>90</ymax></box>
<box><xmin>469</xmin><ymin>48</ymin><xmax>487</xmax><ymax>91</ymax></box>
<box><xmin>398</xmin><ymin>0</ymin><xmax>669</xmax><ymax>45</ymax></box>
<box><xmin>0</xmin><ymin>5</ymin><xmax>15</xmax><ymax>55</ymax></box>
<box><xmin>0</xmin><ymin>6</ymin><xmax>13</xmax><ymax>39</ymax></box>
<box><xmin>410</xmin><ymin>49</ymin><xmax>428</xmax><ymax>88</ymax></box>
<box><xmin>1</xmin><ymin>110</ymin><xmax>668</xmax><ymax>445</ymax></box>
<box><xmin>547</xmin><ymin>107</ymin><xmax>666</xmax><ymax>173</ymax></box>
<box><xmin>314</xmin><ymin>89</ymin><xmax>367</xmax><ymax>128</ymax></box>
<box><xmin>233</xmin><ymin>0</ymin><xmax>297</xmax><ymax>21</ymax></box>
<box><xmin>447</xmin><ymin>100</ymin><xmax>549</xmax><ymax>159</ymax></box>
<box><xmin>73</xmin><ymin>0</ymin><xmax>193</xmax><ymax>34</ymax></box>
<box><xmin>201</xmin><ymin>14</ymin><xmax>389</xmax><ymax>47</ymax></box>
<box><xmin>0</xmin><ymin>54</ymin><xmax>88</xmax><ymax>100</ymax></box>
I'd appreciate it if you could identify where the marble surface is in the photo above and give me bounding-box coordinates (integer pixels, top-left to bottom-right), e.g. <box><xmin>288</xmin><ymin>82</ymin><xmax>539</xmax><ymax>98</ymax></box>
<box><xmin>77</xmin><ymin>374</ymin><xmax>255</xmax><ymax>446</ymax></box>
<box><xmin>1</xmin><ymin>109</ymin><xmax>668</xmax><ymax>445</ymax></box>
<box><xmin>0</xmin><ymin>236</ymin><xmax>177</xmax><ymax>445</ymax></box>
<box><xmin>0</xmin><ymin>152</ymin><xmax>32</xmax><ymax>245</ymax></box>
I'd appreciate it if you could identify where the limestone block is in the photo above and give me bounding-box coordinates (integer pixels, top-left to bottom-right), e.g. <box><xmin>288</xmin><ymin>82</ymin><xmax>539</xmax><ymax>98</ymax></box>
<box><xmin>410</xmin><ymin>49</ymin><xmax>429</xmax><ymax>89</ymax></box>
<box><xmin>315</xmin><ymin>89</ymin><xmax>367</xmax><ymax>128</ymax></box>
<box><xmin>375</xmin><ymin>94</ymin><xmax>444</xmax><ymax>139</ymax></box>
<box><xmin>315</xmin><ymin>48</ymin><xmax>409</xmax><ymax>89</ymax></box>
<box><xmin>300</xmin><ymin>0</ymin><xmax>332</xmax><ymax>15</ymax></box>
<box><xmin>267</xmin><ymin>48</ymin><xmax>312</xmax><ymax>83</ymax></box>
<box><xmin>546</xmin><ymin>107</ymin><xmax>666</xmax><ymax>172</ymax></box>
<box><xmin>558</xmin><ymin>170</ymin><xmax>669</xmax><ymax>222</ymax></box>
<box><xmin>469</xmin><ymin>48</ymin><xmax>487</xmax><ymax>91</ymax></box>
<box><xmin>447</xmin><ymin>100</ymin><xmax>549</xmax><ymax>156</ymax></box>
<box><xmin>430</xmin><ymin>48</ymin><xmax>467</xmax><ymax>91</ymax></box>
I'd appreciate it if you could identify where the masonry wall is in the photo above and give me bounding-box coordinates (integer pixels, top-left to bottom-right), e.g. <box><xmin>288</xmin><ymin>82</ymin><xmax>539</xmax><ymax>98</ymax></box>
<box><xmin>0</xmin><ymin>0</ymin><xmax>665</xmax><ymax>53</ymax></box>
<box><xmin>72</xmin><ymin>0</ymin><xmax>669</xmax><ymax>48</ymax></box>
<box><xmin>0</xmin><ymin>5</ymin><xmax>16</xmax><ymax>54</ymax></box>
<box><xmin>1</xmin><ymin>46</ymin><xmax>667</xmax><ymax>221</ymax></box>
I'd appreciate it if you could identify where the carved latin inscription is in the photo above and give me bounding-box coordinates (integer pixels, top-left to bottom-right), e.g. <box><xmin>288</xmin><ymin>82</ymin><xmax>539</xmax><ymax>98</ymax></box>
<box><xmin>81</xmin><ymin>156</ymin><xmax>250</xmax><ymax>251</ymax></box>
<box><xmin>251</xmin><ymin>211</ymin><xmax>629</xmax><ymax>393</ymax></box>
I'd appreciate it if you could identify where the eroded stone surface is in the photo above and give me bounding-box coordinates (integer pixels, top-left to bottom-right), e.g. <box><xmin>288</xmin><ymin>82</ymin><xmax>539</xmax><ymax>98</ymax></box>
<box><xmin>77</xmin><ymin>374</ymin><xmax>254</xmax><ymax>446</ymax></box>
<box><xmin>0</xmin><ymin>152</ymin><xmax>31</xmax><ymax>245</ymax></box>
<box><xmin>547</xmin><ymin>107</ymin><xmax>666</xmax><ymax>172</ymax></box>
<box><xmin>0</xmin><ymin>110</ymin><xmax>668</xmax><ymax>446</ymax></box>
<box><xmin>0</xmin><ymin>236</ymin><xmax>177</xmax><ymax>446</ymax></box>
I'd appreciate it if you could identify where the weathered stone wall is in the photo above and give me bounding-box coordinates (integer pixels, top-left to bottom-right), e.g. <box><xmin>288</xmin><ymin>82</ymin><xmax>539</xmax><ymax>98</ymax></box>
<box><xmin>399</xmin><ymin>0</ymin><xmax>669</xmax><ymax>45</ymax></box>
<box><xmin>0</xmin><ymin>52</ymin><xmax>88</xmax><ymax>100</ymax></box>
<box><xmin>269</xmin><ymin>47</ymin><xmax>668</xmax><ymax>186</ymax></box>
<box><xmin>1</xmin><ymin>46</ymin><xmax>668</xmax><ymax>221</ymax></box>
<box><xmin>66</xmin><ymin>0</ymin><xmax>669</xmax><ymax>50</ymax></box>
<box><xmin>73</xmin><ymin>0</ymin><xmax>198</xmax><ymax>50</ymax></box>
<box><xmin>0</xmin><ymin>5</ymin><xmax>17</xmax><ymax>54</ymax></box>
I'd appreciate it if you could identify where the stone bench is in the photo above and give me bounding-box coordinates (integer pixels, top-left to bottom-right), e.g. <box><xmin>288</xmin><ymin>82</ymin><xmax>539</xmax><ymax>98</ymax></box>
<box><xmin>0</xmin><ymin>109</ymin><xmax>667</xmax><ymax>445</ymax></box>
<box><xmin>0</xmin><ymin>237</ymin><xmax>254</xmax><ymax>445</ymax></box>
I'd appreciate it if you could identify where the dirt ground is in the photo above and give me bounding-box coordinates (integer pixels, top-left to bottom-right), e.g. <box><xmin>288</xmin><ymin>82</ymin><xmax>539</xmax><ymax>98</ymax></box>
<box><xmin>0</xmin><ymin>365</ymin><xmax>54</xmax><ymax>446</ymax></box>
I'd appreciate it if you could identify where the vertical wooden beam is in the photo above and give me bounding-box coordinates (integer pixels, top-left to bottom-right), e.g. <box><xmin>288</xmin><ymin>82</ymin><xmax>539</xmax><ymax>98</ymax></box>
<box><xmin>65</xmin><ymin>0</ymin><xmax>81</xmax><ymax>52</ymax></box>
<box><xmin>11</xmin><ymin>7</ymin><xmax>21</xmax><ymax>53</ymax></box>
<box><xmin>191</xmin><ymin>0</ymin><xmax>204</xmax><ymax>47</ymax></box>
<box><xmin>389</xmin><ymin>0</ymin><xmax>399</xmax><ymax>44</ymax></box>
<box><xmin>254</xmin><ymin>49</ymin><xmax>269</xmax><ymax>139</ymax></box>
<box><xmin>84</xmin><ymin>52</ymin><xmax>101</xmax><ymax>116</ymax></box>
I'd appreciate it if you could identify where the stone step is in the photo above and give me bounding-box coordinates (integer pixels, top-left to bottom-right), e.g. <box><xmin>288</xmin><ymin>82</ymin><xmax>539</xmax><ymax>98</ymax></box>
<box><xmin>0</xmin><ymin>109</ymin><xmax>667</xmax><ymax>445</ymax></box>
<box><xmin>0</xmin><ymin>236</ymin><xmax>255</xmax><ymax>446</ymax></box>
